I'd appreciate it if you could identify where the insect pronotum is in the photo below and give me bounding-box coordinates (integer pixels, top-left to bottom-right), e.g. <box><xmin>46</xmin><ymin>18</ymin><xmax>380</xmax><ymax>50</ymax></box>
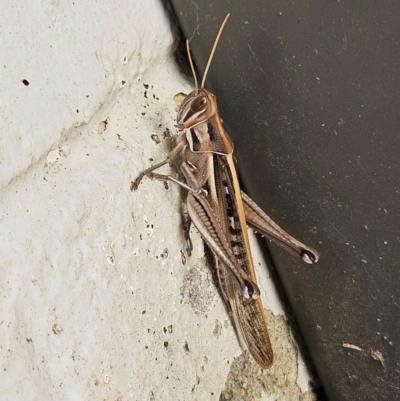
<box><xmin>131</xmin><ymin>13</ymin><xmax>319</xmax><ymax>368</ymax></box>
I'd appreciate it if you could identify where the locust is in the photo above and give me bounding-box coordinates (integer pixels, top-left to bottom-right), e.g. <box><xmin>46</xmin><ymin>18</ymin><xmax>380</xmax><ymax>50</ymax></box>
<box><xmin>131</xmin><ymin>14</ymin><xmax>319</xmax><ymax>368</ymax></box>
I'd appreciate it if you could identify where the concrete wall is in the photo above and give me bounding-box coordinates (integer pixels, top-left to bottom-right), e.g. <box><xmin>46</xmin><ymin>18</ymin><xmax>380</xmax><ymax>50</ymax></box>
<box><xmin>0</xmin><ymin>1</ymin><xmax>317</xmax><ymax>399</ymax></box>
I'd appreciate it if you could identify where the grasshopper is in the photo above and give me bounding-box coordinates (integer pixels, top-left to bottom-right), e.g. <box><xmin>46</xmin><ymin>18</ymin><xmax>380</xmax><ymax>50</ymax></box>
<box><xmin>131</xmin><ymin>14</ymin><xmax>319</xmax><ymax>368</ymax></box>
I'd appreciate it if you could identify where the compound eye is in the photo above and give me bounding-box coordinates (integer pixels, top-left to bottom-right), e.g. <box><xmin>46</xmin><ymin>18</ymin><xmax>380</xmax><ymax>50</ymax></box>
<box><xmin>190</xmin><ymin>96</ymin><xmax>207</xmax><ymax>112</ymax></box>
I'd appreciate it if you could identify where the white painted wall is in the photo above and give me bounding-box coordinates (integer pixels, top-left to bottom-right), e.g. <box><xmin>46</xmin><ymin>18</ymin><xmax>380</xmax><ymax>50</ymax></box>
<box><xmin>0</xmin><ymin>1</ymin><xmax>317</xmax><ymax>400</ymax></box>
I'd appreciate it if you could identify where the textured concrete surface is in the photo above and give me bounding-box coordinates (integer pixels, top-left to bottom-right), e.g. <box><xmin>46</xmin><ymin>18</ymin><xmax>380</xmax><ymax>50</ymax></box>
<box><xmin>0</xmin><ymin>1</ymin><xmax>318</xmax><ymax>400</ymax></box>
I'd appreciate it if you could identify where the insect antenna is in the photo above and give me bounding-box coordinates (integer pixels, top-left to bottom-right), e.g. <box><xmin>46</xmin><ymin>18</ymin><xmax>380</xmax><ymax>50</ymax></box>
<box><xmin>201</xmin><ymin>13</ymin><xmax>230</xmax><ymax>88</ymax></box>
<box><xmin>186</xmin><ymin>40</ymin><xmax>198</xmax><ymax>95</ymax></box>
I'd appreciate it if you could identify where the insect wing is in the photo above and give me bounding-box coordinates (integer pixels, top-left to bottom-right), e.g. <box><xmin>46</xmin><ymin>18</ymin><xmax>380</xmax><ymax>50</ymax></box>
<box><xmin>213</xmin><ymin>154</ymin><xmax>273</xmax><ymax>367</ymax></box>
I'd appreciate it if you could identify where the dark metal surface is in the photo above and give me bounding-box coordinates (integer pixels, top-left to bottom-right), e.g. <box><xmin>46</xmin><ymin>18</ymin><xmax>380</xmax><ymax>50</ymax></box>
<box><xmin>167</xmin><ymin>1</ymin><xmax>400</xmax><ymax>400</ymax></box>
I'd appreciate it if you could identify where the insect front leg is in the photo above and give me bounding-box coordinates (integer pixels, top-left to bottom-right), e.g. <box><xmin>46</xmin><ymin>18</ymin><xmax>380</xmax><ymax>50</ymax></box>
<box><xmin>144</xmin><ymin>172</ymin><xmax>195</xmax><ymax>192</ymax></box>
<box><xmin>130</xmin><ymin>136</ymin><xmax>186</xmax><ymax>191</ymax></box>
<box><xmin>145</xmin><ymin>159</ymin><xmax>207</xmax><ymax>194</ymax></box>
